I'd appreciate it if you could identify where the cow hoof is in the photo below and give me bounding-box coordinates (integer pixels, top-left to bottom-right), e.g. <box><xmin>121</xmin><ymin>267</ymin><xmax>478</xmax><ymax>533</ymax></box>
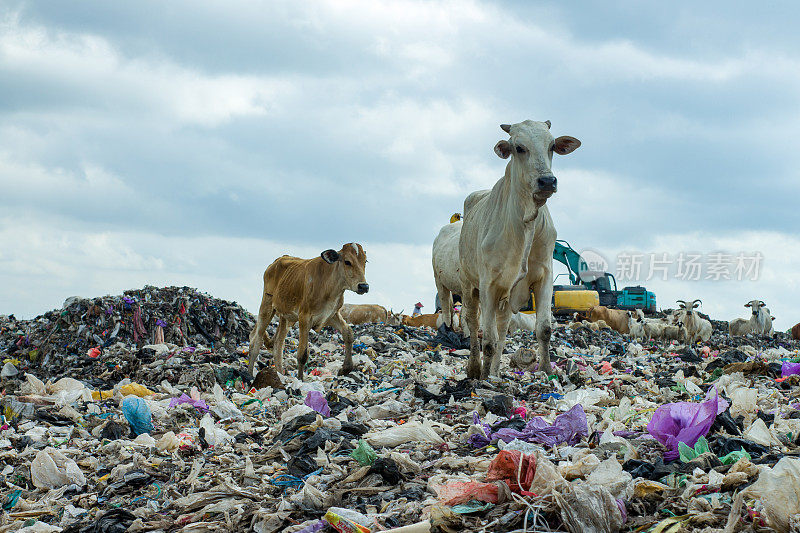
<box><xmin>338</xmin><ymin>366</ymin><xmax>353</xmax><ymax>376</ymax></box>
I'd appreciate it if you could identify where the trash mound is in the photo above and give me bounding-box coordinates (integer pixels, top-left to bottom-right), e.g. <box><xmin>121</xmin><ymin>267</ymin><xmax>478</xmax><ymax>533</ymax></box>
<box><xmin>0</xmin><ymin>286</ymin><xmax>255</xmax><ymax>382</ymax></box>
<box><xmin>1</xmin><ymin>290</ymin><xmax>800</xmax><ymax>532</ymax></box>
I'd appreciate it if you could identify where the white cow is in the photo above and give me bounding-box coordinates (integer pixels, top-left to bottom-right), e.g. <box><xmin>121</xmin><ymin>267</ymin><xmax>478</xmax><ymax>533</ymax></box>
<box><xmin>458</xmin><ymin>120</ymin><xmax>580</xmax><ymax>379</ymax></box>
<box><xmin>729</xmin><ymin>300</ymin><xmax>773</xmax><ymax>336</ymax></box>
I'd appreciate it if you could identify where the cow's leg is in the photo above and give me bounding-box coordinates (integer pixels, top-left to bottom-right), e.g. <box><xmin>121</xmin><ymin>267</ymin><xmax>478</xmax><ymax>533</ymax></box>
<box><xmin>328</xmin><ymin>312</ymin><xmax>355</xmax><ymax>375</ymax></box>
<box><xmin>478</xmin><ymin>283</ymin><xmax>500</xmax><ymax>380</ymax></box>
<box><xmin>493</xmin><ymin>304</ymin><xmax>513</xmax><ymax>377</ymax></box>
<box><xmin>436</xmin><ymin>277</ymin><xmax>453</xmax><ymax>329</ymax></box>
<box><xmin>247</xmin><ymin>293</ymin><xmax>273</xmax><ymax>374</ymax></box>
<box><xmin>462</xmin><ymin>288</ymin><xmax>481</xmax><ymax>379</ymax></box>
<box><xmin>531</xmin><ymin>268</ymin><xmax>554</xmax><ymax>373</ymax></box>
<box><xmin>296</xmin><ymin>313</ymin><xmax>311</xmax><ymax>381</ymax></box>
<box><xmin>271</xmin><ymin>316</ymin><xmax>289</xmax><ymax>375</ymax></box>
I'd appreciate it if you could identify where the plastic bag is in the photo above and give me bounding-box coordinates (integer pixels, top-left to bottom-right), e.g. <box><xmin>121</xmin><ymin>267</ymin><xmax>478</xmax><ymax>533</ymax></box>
<box><xmin>586</xmin><ymin>458</ymin><xmax>633</xmax><ymax>500</ymax></box>
<box><xmin>365</xmin><ymin>419</ymin><xmax>444</xmax><ymax>447</ymax></box>
<box><xmin>122</xmin><ymin>396</ymin><xmax>153</xmax><ymax>436</ymax></box>
<box><xmin>350</xmin><ymin>439</ymin><xmax>377</xmax><ymax>466</ymax></box>
<box><xmin>781</xmin><ymin>361</ymin><xmax>800</xmax><ymax>377</ymax></box>
<box><xmin>305</xmin><ymin>390</ymin><xmax>331</xmax><ymax>417</ymax></box>
<box><xmin>486</xmin><ymin>449</ymin><xmax>536</xmax><ymax>494</ymax></box>
<box><xmin>742</xmin><ymin>418</ymin><xmax>781</xmax><ymax>446</ymax></box>
<box><xmin>469</xmin><ymin>403</ymin><xmax>588</xmax><ymax>448</ymax></box>
<box><xmin>556</xmin><ymin>482</ymin><xmax>625</xmax><ymax>533</ymax></box>
<box><xmin>435</xmin><ymin>481</ymin><xmax>502</xmax><ymax>506</ymax></box>
<box><xmin>31</xmin><ymin>447</ymin><xmax>87</xmax><ymax>489</ymax></box>
<box><xmin>647</xmin><ymin>386</ymin><xmax>728</xmax><ymax>460</ymax></box>
<box><xmin>725</xmin><ymin>457</ymin><xmax>800</xmax><ymax>533</ymax></box>
<box><xmin>678</xmin><ymin>436</ymin><xmax>710</xmax><ymax>462</ymax></box>
<box><xmin>169</xmin><ymin>393</ymin><xmax>209</xmax><ymax>413</ymax></box>
<box><xmin>199</xmin><ymin>413</ymin><xmax>233</xmax><ymax>446</ymax></box>
<box><xmin>211</xmin><ymin>383</ymin><xmax>243</xmax><ymax>420</ymax></box>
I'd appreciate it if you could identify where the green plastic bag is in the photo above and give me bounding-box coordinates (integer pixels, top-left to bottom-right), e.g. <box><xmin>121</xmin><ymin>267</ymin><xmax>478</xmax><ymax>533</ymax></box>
<box><xmin>720</xmin><ymin>448</ymin><xmax>751</xmax><ymax>465</ymax></box>
<box><xmin>350</xmin><ymin>439</ymin><xmax>377</xmax><ymax>466</ymax></box>
<box><xmin>678</xmin><ymin>436</ymin><xmax>710</xmax><ymax>462</ymax></box>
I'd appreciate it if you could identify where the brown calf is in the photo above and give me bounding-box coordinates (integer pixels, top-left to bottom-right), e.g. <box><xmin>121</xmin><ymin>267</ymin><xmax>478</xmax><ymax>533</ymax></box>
<box><xmin>588</xmin><ymin>305</ymin><xmax>630</xmax><ymax>334</ymax></box>
<box><xmin>402</xmin><ymin>313</ymin><xmax>440</xmax><ymax>328</ymax></box>
<box><xmin>339</xmin><ymin>304</ymin><xmax>400</xmax><ymax>325</ymax></box>
<box><xmin>247</xmin><ymin>243</ymin><xmax>369</xmax><ymax>380</ymax></box>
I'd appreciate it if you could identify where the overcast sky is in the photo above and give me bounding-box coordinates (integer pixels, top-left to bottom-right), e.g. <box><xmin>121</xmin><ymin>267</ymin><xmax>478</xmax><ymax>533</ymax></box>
<box><xmin>1</xmin><ymin>1</ymin><xmax>799</xmax><ymax>330</ymax></box>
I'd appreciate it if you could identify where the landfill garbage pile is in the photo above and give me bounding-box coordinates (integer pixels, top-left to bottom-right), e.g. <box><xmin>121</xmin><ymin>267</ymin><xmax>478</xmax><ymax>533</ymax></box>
<box><xmin>1</xmin><ymin>289</ymin><xmax>800</xmax><ymax>532</ymax></box>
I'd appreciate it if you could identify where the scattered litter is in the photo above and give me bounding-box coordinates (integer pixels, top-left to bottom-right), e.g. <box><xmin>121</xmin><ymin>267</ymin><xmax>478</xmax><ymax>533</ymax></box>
<box><xmin>0</xmin><ymin>286</ymin><xmax>798</xmax><ymax>530</ymax></box>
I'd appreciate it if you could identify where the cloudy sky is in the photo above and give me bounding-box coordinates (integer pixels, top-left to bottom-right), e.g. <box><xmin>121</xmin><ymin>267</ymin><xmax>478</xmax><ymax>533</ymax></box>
<box><xmin>1</xmin><ymin>1</ymin><xmax>799</xmax><ymax>330</ymax></box>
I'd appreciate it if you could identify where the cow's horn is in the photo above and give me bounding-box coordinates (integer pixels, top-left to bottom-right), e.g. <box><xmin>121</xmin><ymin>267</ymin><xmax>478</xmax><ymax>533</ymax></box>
<box><xmin>544</xmin><ymin>120</ymin><xmax>551</xmax><ymax>128</ymax></box>
<box><xmin>676</xmin><ymin>300</ymin><xmax>686</xmax><ymax>305</ymax></box>
<box><xmin>500</xmin><ymin>124</ymin><xmax>511</xmax><ymax>133</ymax></box>
<box><xmin>693</xmin><ymin>299</ymin><xmax>703</xmax><ymax>306</ymax></box>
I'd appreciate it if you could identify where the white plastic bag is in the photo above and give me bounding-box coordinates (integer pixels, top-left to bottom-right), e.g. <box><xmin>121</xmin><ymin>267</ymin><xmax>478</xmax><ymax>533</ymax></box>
<box><xmin>31</xmin><ymin>447</ymin><xmax>87</xmax><ymax>489</ymax></box>
<box><xmin>199</xmin><ymin>413</ymin><xmax>233</xmax><ymax>446</ymax></box>
<box><xmin>725</xmin><ymin>457</ymin><xmax>800</xmax><ymax>533</ymax></box>
<box><xmin>586</xmin><ymin>457</ymin><xmax>633</xmax><ymax>500</ymax></box>
<box><xmin>211</xmin><ymin>383</ymin><xmax>243</xmax><ymax>420</ymax></box>
<box><xmin>365</xmin><ymin>419</ymin><xmax>444</xmax><ymax>447</ymax></box>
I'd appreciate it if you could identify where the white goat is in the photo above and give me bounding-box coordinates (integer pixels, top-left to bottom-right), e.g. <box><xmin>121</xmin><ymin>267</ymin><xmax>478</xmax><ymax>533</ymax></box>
<box><xmin>675</xmin><ymin>299</ymin><xmax>712</xmax><ymax>343</ymax></box>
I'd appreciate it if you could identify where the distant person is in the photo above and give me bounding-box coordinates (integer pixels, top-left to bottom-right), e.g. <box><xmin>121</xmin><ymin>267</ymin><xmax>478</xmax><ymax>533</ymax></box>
<box><xmin>450</xmin><ymin>213</ymin><xmax>462</xmax><ymax>223</ymax></box>
<box><xmin>412</xmin><ymin>302</ymin><xmax>424</xmax><ymax>317</ymax></box>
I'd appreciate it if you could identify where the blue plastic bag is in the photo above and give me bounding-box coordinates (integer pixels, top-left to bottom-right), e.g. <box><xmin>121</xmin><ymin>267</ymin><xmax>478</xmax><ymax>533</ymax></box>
<box><xmin>122</xmin><ymin>396</ymin><xmax>153</xmax><ymax>436</ymax></box>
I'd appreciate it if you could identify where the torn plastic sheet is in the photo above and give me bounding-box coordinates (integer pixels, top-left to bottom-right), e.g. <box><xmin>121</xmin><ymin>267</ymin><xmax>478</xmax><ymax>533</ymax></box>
<box><xmin>468</xmin><ymin>404</ymin><xmax>588</xmax><ymax>448</ymax></box>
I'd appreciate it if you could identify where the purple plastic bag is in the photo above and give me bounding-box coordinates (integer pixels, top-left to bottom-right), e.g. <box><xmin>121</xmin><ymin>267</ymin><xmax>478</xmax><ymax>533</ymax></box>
<box><xmin>304</xmin><ymin>390</ymin><xmax>331</xmax><ymax>417</ymax></box>
<box><xmin>781</xmin><ymin>362</ymin><xmax>800</xmax><ymax>378</ymax></box>
<box><xmin>468</xmin><ymin>404</ymin><xmax>588</xmax><ymax>448</ymax></box>
<box><xmin>647</xmin><ymin>386</ymin><xmax>728</xmax><ymax>460</ymax></box>
<box><xmin>169</xmin><ymin>393</ymin><xmax>209</xmax><ymax>413</ymax></box>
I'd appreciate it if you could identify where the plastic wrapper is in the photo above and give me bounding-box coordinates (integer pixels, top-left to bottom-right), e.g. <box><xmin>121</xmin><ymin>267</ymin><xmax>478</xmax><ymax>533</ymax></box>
<box><xmin>468</xmin><ymin>403</ymin><xmax>588</xmax><ymax>448</ymax></box>
<box><xmin>647</xmin><ymin>386</ymin><xmax>728</xmax><ymax>460</ymax></box>
<box><xmin>31</xmin><ymin>447</ymin><xmax>87</xmax><ymax>489</ymax></box>
<box><xmin>322</xmin><ymin>510</ymin><xmax>370</xmax><ymax>533</ymax></box>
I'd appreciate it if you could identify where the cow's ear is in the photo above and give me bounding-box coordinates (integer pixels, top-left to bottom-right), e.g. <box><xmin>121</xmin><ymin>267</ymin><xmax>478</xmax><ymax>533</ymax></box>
<box><xmin>744</xmin><ymin>302</ymin><xmax>751</xmax><ymax>307</ymax></box>
<box><xmin>494</xmin><ymin>140</ymin><xmax>512</xmax><ymax>159</ymax></box>
<box><xmin>554</xmin><ymin>136</ymin><xmax>581</xmax><ymax>155</ymax></box>
<box><xmin>693</xmin><ymin>302</ymin><xmax>700</xmax><ymax>308</ymax></box>
<box><xmin>321</xmin><ymin>249</ymin><xmax>339</xmax><ymax>263</ymax></box>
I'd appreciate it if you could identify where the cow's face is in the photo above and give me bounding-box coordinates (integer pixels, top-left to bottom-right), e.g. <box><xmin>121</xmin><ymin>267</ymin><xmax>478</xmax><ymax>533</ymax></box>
<box><xmin>745</xmin><ymin>299</ymin><xmax>765</xmax><ymax>316</ymax></box>
<box><xmin>321</xmin><ymin>243</ymin><xmax>368</xmax><ymax>294</ymax></box>
<box><xmin>493</xmin><ymin>120</ymin><xmax>580</xmax><ymax>204</ymax></box>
